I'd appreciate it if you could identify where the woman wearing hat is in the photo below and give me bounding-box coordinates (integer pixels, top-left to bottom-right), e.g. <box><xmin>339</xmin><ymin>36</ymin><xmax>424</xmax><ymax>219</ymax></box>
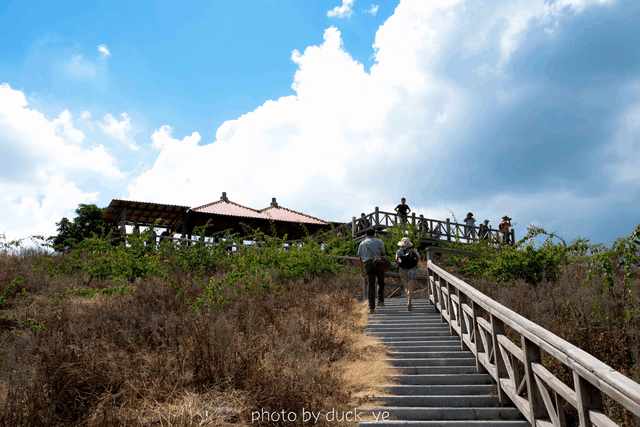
<box><xmin>396</xmin><ymin>237</ymin><xmax>420</xmax><ymax>311</ymax></box>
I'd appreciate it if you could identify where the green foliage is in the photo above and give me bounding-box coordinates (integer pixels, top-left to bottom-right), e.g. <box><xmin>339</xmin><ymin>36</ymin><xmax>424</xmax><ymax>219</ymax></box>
<box><xmin>49</xmin><ymin>229</ymin><xmax>345</xmax><ymax>309</ymax></box>
<box><xmin>50</xmin><ymin>204</ymin><xmax>109</xmax><ymax>252</ymax></box>
<box><xmin>447</xmin><ymin>224</ymin><xmax>640</xmax><ymax>289</ymax></box>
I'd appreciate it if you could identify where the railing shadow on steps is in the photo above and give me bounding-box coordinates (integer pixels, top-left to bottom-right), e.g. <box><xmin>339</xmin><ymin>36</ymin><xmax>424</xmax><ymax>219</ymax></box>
<box><xmin>424</xmin><ymin>260</ymin><xmax>640</xmax><ymax>427</ymax></box>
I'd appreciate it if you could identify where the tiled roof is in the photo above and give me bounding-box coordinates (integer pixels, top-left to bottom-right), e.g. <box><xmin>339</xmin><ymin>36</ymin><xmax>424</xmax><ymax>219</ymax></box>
<box><xmin>190</xmin><ymin>193</ymin><xmax>328</xmax><ymax>225</ymax></box>
<box><xmin>191</xmin><ymin>198</ymin><xmax>269</xmax><ymax>220</ymax></box>
<box><xmin>260</xmin><ymin>205</ymin><xmax>328</xmax><ymax>225</ymax></box>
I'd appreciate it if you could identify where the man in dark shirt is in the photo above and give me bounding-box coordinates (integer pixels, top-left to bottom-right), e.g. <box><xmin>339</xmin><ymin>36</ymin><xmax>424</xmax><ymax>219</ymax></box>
<box><xmin>395</xmin><ymin>197</ymin><xmax>411</xmax><ymax>225</ymax></box>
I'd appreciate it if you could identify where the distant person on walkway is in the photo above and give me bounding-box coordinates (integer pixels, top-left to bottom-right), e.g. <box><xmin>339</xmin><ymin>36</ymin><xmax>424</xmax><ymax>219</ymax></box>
<box><xmin>499</xmin><ymin>216</ymin><xmax>512</xmax><ymax>244</ymax></box>
<box><xmin>357</xmin><ymin>229</ymin><xmax>387</xmax><ymax>314</ymax></box>
<box><xmin>359</xmin><ymin>213</ymin><xmax>371</xmax><ymax>233</ymax></box>
<box><xmin>395</xmin><ymin>197</ymin><xmax>411</xmax><ymax>225</ymax></box>
<box><xmin>464</xmin><ymin>212</ymin><xmax>476</xmax><ymax>240</ymax></box>
<box><xmin>478</xmin><ymin>219</ymin><xmax>490</xmax><ymax>241</ymax></box>
<box><xmin>396</xmin><ymin>237</ymin><xmax>420</xmax><ymax>311</ymax></box>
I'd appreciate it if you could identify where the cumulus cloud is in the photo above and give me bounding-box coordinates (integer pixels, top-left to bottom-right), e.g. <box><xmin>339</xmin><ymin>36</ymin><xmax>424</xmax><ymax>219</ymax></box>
<box><xmin>0</xmin><ymin>83</ymin><xmax>122</xmax><ymax>239</ymax></box>
<box><xmin>100</xmin><ymin>112</ymin><xmax>138</xmax><ymax>150</ymax></box>
<box><xmin>97</xmin><ymin>43</ymin><xmax>111</xmax><ymax>58</ymax></box>
<box><xmin>366</xmin><ymin>4</ymin><xmax>379</xmax><ymax>16</ymax></box>
<box><xmin>327</xmin><ymin>0</ymin><xmax>355</xmax><ymax>18</ymax></box>
<box><xmin>129</xmin><ymin>0</ymin><xmax>639</xmax><ymax>242</ymax></box>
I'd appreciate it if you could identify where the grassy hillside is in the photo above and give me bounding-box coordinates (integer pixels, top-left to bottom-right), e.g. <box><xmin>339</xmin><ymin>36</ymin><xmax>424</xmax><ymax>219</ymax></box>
<box><xmin>0</xmin><ymin>233</ymin><xmax>376</xmax><ymax>426</ymax></box>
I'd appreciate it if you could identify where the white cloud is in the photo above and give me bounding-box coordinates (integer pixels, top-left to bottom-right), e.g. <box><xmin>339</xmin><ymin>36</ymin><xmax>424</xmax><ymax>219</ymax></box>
<box><xmin>366</xmin><ymin>4</ymin><xmax>379</xmax><ymax>16</ymax></box>
<box><xmin>327</xmin><ymin>0</ymin><xmax>355</xmax><ymax>18</ymax></box>
<box><xmin>100</xmin><ymin>112</ymin><xmax>138</xmax><ymax>150</ymax></box>
<box><xmin>151</xmin><ymin>125</ymin><xmax>201</xmax><ymax>150</ymax></box>
<box><xmin>129</xmin><ymin>0</ymin><xmax>628</xmax><ymax>231</ymax></box>
<box><xmin>97</xmin><ymin>44</ymin><xmax>111</xmax><ymax>58</ymax></box>
<box><xmin>0</xmin><ymin>83</ymin><xmax>122</xmax><ymax>239</ymax></box>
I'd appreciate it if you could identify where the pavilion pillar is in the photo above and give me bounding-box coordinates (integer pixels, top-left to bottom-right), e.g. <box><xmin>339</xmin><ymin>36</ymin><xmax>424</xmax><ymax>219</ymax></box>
<box><xmin>352</xmin><ymin>216</ymin><xmax>357</xmax><ymax>238</ymax></box>
<box><xmin>118</xmin><ymin>208</ymin><xmax>128</xmax><ymax>245</ymax></box>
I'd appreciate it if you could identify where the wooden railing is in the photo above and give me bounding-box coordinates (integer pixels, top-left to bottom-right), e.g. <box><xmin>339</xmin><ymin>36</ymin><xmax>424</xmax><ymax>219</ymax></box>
<box><xmin>351</xmin><ymin>207</ymin><xmax>515</xmax><ymax>245</ymax></box>
<box><xmin>425</xmin><ymin>260</ymin><xmax>640</xmax><ymax>426</ymax></box>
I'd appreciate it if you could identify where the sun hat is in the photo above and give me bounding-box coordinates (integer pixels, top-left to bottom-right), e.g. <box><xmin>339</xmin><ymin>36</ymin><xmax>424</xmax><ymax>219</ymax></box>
<box><xmin>397</xmin><ymin>237</ymin><xmax>413</xmax><ymax>248</ymax></box>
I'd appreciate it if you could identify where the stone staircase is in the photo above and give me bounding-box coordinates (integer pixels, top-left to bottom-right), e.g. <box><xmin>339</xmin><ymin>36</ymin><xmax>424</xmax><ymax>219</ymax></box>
<box><xmin>359</xmin><ymin>298</ymin><xmax>529</xmax><ymax>426</ymax></box>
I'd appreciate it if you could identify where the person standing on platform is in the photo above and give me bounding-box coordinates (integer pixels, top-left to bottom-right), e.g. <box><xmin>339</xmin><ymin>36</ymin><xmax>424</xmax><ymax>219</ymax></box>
<box><xmin>464</xmin><ymin>212</ymin><xmax>476</xmax><ymax>240</ymax></box>
<box><xmin>395</xmin><ymin>197</ymin><xmax>411</xmax><ymax>225</ymax></box>
<box><xmin>499</xmin><ymin>216</ymin><xmax>512</xmax><ymax>244</ymax></box>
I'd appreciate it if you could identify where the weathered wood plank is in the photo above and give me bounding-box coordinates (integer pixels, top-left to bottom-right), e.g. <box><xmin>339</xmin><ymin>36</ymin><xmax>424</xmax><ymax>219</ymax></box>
<box><xmin>428</xmin><ymin>260</ymin><xmax>640</xmax><ymax>418</ymax></box>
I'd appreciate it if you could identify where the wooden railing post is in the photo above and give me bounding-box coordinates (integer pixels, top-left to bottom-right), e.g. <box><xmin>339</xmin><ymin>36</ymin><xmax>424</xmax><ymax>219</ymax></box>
<box><xmin>510</xmin><ymin>228</ymin><xmax>516</xmax><ymax>245</ymax></box>
<box><xmin>411</xmin><ymin>212</ymin><xmax>416</xmax><ymax>226</ymax></box>
<box><xmin>374</xmin><ymin>207</ymin><xmax>380</xmax><ymax>227</ymax></box>
<box><xmin>522</xmin><ymin>337</ymin><xmax>546</xmax><ymax>424</ymax></box>
<box><xmin>574</xmin><ymin>372</ymin><xmax>603</xmax><ymax>427</ymax></box>
<box><xmin>446</xmin><ymin>218</ymin><xmax>451</xmax><ymax>242</ymax></box>
<box><xmin>446</xmin><ymin>281</ymin><xmax>454</xmax><ymax>335</ymax></box>
<box><xmin>457</xmin><ymin>289</ymin><xmax>466</xmax><ymax>351</ymax></box>
<box><xmin>471</xmin><ymin>301</ymin><xmax>486</xmax><ymax>374</ymax></box>
<box><xmin>490</xmin><ymin>314</ymin><xmax>508</xmax><ymax>404</ymax></box>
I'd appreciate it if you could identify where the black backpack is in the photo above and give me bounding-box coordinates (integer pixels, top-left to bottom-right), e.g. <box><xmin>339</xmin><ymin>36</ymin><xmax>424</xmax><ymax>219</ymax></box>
<box><xmin>398</xmin><ymin>250</ymin><xmax>418</xmax><ymax>269</ymax></box>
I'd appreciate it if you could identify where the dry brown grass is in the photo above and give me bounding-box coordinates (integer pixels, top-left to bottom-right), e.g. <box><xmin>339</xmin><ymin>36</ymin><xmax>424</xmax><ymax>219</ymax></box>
<box><xmin>338</xmin><ymin>301</ymin><xmax>391</xmax><ymax>406</ymax></box>
<box><xmin>0</xmin><ymin>259</ymin><xmax>383</xmax><ymax>426</ymax></box>
<box><xmin>444</xmin><ymin>259</ymin><xmax>640</xmax><ymax>426</ymax></box>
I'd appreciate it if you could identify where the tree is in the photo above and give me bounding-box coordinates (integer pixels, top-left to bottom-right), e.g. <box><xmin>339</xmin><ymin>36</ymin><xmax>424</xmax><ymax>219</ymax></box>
<box><xmin>50</xmin><ymin>204</ymin><xmax>107</xmax><ymax>251</ymax></box>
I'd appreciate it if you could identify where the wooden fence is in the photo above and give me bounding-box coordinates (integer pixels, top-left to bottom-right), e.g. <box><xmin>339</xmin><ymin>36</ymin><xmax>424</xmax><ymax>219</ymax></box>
<box><xmin>351</xmin><ymin>207</ymin><xmax>515</xmax><ymax>245</ymax></box>
<box><xmin>425</xmin><ymin>260</ymin><xmax>640</xmax><ymax>426</ymax></box>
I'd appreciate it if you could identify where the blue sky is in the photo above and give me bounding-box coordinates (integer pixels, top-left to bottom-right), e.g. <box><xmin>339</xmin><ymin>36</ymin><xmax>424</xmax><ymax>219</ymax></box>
<box><xmin>0</xmin><ymin>0</ymin><xmax>394</xmax><ymax>138</ymax></box>
<box><xmin>1</xmin><ymin>0</ymin><xmax>639</xmax><ymax>244</ymax></box>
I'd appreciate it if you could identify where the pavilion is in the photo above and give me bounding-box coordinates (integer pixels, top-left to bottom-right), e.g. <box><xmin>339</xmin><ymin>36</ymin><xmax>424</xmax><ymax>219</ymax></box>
<box><xmin>103</xmin><ymin>192</ymin><xmax>335</xmax><ymax>240</ymax></box>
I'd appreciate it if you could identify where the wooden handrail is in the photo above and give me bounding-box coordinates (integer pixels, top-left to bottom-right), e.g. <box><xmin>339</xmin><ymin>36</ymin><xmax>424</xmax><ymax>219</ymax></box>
<box><xmin>425</xmin><ymin>260</ymin><xmax>640</xmax><ymax>425</ymax></box>
<box><xmin>352</xmin><ymin>209</ymin><xmax>514</xmax><ymax>245</ymax></box>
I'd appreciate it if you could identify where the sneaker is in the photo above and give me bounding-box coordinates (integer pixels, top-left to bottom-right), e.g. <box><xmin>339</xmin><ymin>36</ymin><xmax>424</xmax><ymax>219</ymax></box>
<box><xmin>378</xmin><ymin>301</ymin><xmax>385</xmax><ymax>307</ymax></box>
<box><xmin>369</xmin><ymin>308</ymin><xmax>375</xmax><ymax>314</ymax></box>
<box><xmin>407</xmin><ymin>304</ymin><xmax>412</xmax><ymax>311</ymax></box>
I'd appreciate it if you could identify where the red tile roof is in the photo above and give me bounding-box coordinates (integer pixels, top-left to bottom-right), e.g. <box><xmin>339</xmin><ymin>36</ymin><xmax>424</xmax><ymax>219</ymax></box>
<box><xmin>260</xmin><ymin>205</ymin><xmax>328</xmax><ymax>225</ymax></box>
<box><xmin>191</xmin><ymin>199</ymin><xmax>269</xmax><ymax>220</ymax></box>
<box><xmin>190</xmin><ymin>193</ymin><xmax>328</xmax><ymax>225</ymax></box>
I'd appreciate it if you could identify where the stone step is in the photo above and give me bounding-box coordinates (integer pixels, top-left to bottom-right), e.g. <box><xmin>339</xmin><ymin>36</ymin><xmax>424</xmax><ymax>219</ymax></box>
<box><xmin>386</xmin><ymin>358</ymin><xmax>477</xmax><ymax>367</ymax></box>
<box><xmin>361</xmin><ymin>407</ymin><xmax>523</xmax><ymax>421</ymax></box>
<box><xmin>359</xmin><ymin>420</ymin><xmax>529</xmax><ymax>426</ymax></box>
<box><xmin>370</xmin><ymin>395</ymin><xmax>502</xmax><ymax>407</ymax></box>
<box><xmin>366</xmin><ymin>298</ymin><xmax>526</xmax><ymax>426</ymax></box>
<box><xmin>381</xmin><ymin>384</ymin><xmax>496</xmax><ymax>396</ymax></box>
<box><xmin>386</xmin><ymin>345</ymin><xmax>465</xmax><ymax>353</ymax></box>
<box><xmin>367</xmin><ymin>327</ymin><xmax>452</xmax><ymax>333</ymax></box>
<box><xmin>388</xmin><ymin>351</ymin><xmax>474</xmax><ymax>360</ymax></box>
<box><xmin>390</xmin><ymin>374</ymin><xmax>493</xmax><ymax>385</ymax></box>
<box><xmin>391</xmin><ymin>366</ymin><xmax>480</xmax><ymax>375</ymax></box>
<box><xmin>365</xmin><ymin>326</ymin><xmax>450</xmax><ymax>335</ymax></box>
<box><xmin>368</xmin><ymin>331</ymin><xmax>453</xmax><ymax>338</ymax></box>
<box><xmin>379</xmin><ymin>336</ymin><xmax>460</xmax><ymax>343</ymax></box>
<box><xmin>368</xmin><ymin>323</ymin><xmax>446</xmax><ymax>328</ymax></box>
<box><xmin>383</xmin><ymin>339</ymin><xmax>461</xmax><ymax>346</ymax></box>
